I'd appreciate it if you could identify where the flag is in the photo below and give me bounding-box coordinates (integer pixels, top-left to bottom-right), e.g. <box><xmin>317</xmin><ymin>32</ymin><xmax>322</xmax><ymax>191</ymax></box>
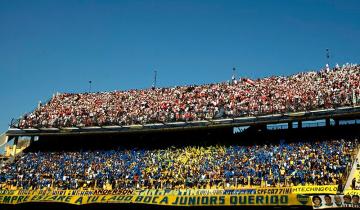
<box><xmin>244</xmin><ymin>78</ymin><xmax>255</xmax><ymax>86</ymax></box>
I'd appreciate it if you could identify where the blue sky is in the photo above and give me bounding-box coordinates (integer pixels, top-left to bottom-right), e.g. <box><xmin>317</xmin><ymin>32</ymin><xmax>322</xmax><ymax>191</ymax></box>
<box><xmin>0</xmin><ymin>0</ymin><xmax>359</xmax><ymax>133</ymax></box>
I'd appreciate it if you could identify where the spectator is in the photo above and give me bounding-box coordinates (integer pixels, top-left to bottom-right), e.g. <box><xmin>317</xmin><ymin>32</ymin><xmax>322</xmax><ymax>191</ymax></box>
<box><xmin>14</xmin><ymin>64</ymin><xmax>360</xmax><ymax>129</ymax></box>
<box><xmin>0</xmin><ymin>138</ymin><xmax>357</xmax><ymax>190</ymax></box>
<box><xmin>352</xmin><ymin>178</ymin><xmax>356</xmax><ymax>190</ymax></box>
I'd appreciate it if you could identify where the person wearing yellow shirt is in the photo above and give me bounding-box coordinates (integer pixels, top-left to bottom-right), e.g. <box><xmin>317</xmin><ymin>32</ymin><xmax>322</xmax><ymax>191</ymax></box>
<box><xmin>280</xmin><ymin>167</ymin><xmax>286</xmax><ymax>176</ymax></box>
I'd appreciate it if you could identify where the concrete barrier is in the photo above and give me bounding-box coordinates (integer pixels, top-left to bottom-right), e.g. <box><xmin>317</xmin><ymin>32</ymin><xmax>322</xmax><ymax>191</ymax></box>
<box><xmin>0</xmin><ymin>132</ymin><xmax>8</xmax><ymax>148</ymax></box>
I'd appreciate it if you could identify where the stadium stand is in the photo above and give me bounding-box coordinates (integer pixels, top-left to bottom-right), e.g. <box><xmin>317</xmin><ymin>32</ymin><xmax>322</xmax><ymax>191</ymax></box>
<box><xmin>13</xmin><ymin>63</ymin><xmax>360</xmax><ymax>129</ymax></box>
<box><xmin>1</xmin><ymin>64</ymin><xmax>360</xmax><ymax>209</ymax></box>
<box><xmin>0</xmin><ymin>138</ymin><xmax>358</xmax><ymax>191</ymax></box>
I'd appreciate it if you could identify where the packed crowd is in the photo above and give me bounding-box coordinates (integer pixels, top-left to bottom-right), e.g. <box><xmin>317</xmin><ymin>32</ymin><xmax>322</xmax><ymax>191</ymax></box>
<box><xmin>16</xmin><ymin>63</ymin><xmax>360</xmax><ymax>128</ymax></box>
<box><xmin>0</xmin><ymin>139</ymin><xmax>357</xmax><ymax>190</ymax></box>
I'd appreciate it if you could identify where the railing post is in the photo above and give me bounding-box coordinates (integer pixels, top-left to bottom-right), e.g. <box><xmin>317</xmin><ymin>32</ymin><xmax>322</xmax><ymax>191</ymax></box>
<box><xmin>288</xmin><ymin>122</ymin><xmax>293</xmax><ymax>129</ymax></box>
<box><xmin>12</xmin><ymin>136</ymin><xmax>19</xmax><ymax>156</ymax></box>
<box><xmin>326</xmin><ymin>118</ymin><xmax>331</xmax><ymax>127</ymax></box>
<box><xmin>30</xmin><ymin>136</ymin><xmax>35</xmax><ymax>145</ymax></box>
<box><xmin>297</xmin><ymin>120</ymin><xmax>302</xmax><ymax>129</ymax></box>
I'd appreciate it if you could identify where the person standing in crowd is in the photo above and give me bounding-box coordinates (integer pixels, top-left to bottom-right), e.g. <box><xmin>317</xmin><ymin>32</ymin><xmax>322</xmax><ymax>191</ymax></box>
<box><xmin>352</xmin><ymin>177</ymin><xmax>357</xmax><ymax>190</ymax></box>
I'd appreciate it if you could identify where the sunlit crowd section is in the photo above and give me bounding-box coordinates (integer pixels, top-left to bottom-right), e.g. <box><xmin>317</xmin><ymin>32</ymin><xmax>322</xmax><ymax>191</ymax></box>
<box><xmin>16</xmin><ymin>64</ymin><xmax>360</xmax><ymax>128</ymax></box>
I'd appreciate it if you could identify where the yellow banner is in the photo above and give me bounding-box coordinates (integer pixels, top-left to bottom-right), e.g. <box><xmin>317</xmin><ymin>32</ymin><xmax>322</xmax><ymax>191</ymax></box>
<box><xmin>135</xmin><ymin>188</ymin><xmax>293</xmax><ymax>196</ymax></box>
<box><xmin>0</xmin><ymin>189</ymin><xmax>133</xmax><ymax>196</ymax></box>
<box><xmin>344</xmin><ymin>189</ymin><xmax>360</xmax><ymax>196</ymax></box>
<box><xmin>292</xmin><ymin>185</ymin><xmax>338</xmax><ymax>194</ymax></box>
<box><xmin>0</xmin><ymin>186</ymin><xmax>336</xmax><ymax>198</ymax></box>
<box><xmin>0</xmin><ymin>194</ymin><xmax>311</xmax><ymax>206</ymax></box>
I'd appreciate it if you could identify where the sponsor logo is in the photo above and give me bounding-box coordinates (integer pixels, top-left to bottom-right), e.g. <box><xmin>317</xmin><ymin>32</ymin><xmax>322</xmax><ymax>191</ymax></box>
<box><xmin>296</xmin><ymin>194</ymin><xmax>309</xmax><ymax>205</ymax></box>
